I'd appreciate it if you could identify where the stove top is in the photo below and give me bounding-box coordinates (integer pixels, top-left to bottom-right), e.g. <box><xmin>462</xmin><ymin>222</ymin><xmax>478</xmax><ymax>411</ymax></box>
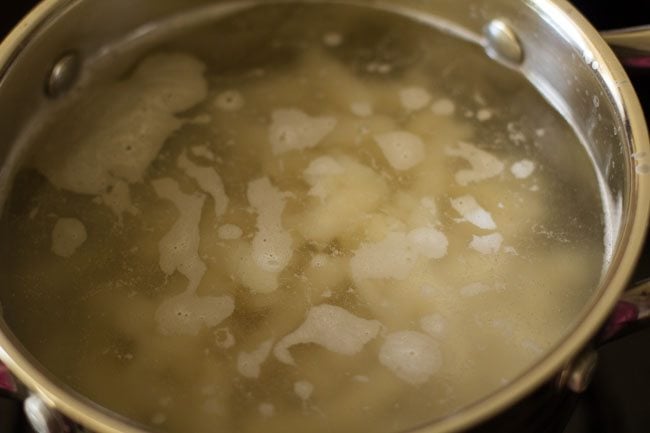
<box><xmin>1</xmin><ymin>1</ymin><xmax>649</xmax><ymax>433</ymax></box>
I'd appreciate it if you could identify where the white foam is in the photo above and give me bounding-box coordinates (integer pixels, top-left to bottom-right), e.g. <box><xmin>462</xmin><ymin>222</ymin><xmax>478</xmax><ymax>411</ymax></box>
<box><xmin>237</xmin><ymin>340</ymin><xmax>273</xmax><ymax>379</ymax></box>
<box><xmin>431</xmin><ymin>98</ymin><xmax>456</xmax><ymax>116</ymax></box>
<box><xmin>469</xmin><ymin>233</ymin><xmax>503</xmax><ymax>255</ymax></box>
<box><xmin>152</xmin><ymin>178</ymin><xmax>206</xmax><ymax>290</ymax></box>
<box><xmin>269</xmin><ymin>109</ymin><xmax>337</xmax><ymax>155</ymax></box>
<box><xmin>399</xmin><ymin>87</ymin><xmax>432</xmax><ymax>111</ymax></box>
<box><xmin>218</xmin><ymin>224</ymin><xmax>243</xmax><ymax>240</ymax></box>
<box><xmin>350</xmin><ymin>101</ymin><xmax>373</xmax><ymax>117</ymax></box>
<box><xmin>152</xmin><ymin>178</ymin><xmax>235</xmax><ymax>335</ymax></box>
<box><xmin>379</xmin><ymin>331</ymin><xmax>442</xmax><ymax>385</ymax></box>
<box><xmin>155</xmin><ymin>293</ymin><xmax>235</xmax><ymax>336</ymax></box>
<box><xmin>232</xmin><ymin>241</ymin><xmax>280</xmax><ymax>294</ymax></box>
<box><xmin>294</xmin><ymin>381</ymin><xmax>314</xmax><ymax>400</ymax></box>
<box><xmin>511</xmin><ymin>159</ymin><xmax>536</xmax><ymax>179</ymax></box>
<box><xmin>51</xmin><ymin>218</ymin><xmax>87</xmax><ymax>258</ymax></box>
<box><xmin>507</xmin><ymin>122</ymin><xmax>527</xmax><ymax>145</ymax></box>
<box><xmin>407</xmin><ymin>227</ymin><xmax>448</xmax><ymax>259</ymax></box>
<box><xmin>34</xmin><ymin>53</ymin><xmax>207</xmax><ymax>195</ymax></box>
<box><xmin>215</xmin><ymin>90</ymin><xmax>244</xmax><ymax>111</ymax></box>
<box><xmin>178</xmin><ymin>152</ymin><xmax>229</xmax><ymax>218</ymax></box>
<box><xmin>303</xmin><ymin>156</ymin><xmax>346</xmax><ymax>201</ymax></box>
<box><xmin>374</xmin><ymin>131</ymin><xmax>425</xmax><ymax>171</ymax></box>
<box><xmin>274</xmin><ymin>304</ymin><xmax>382</xmax><ymax>365</ymax></box>
<box><xmin>450</xmin><ymin>195</ymin><xmax>497</xmax><ymax>230</ymax></box>
<box><xmin>248</xmin><ymin>178</ymin><xmax>293</xmax><ymax>274</ymax></box>
<box><xmin>446</xmin><ymin>142</ymin><xmax>504</xmax><ymax>185</ymax></box>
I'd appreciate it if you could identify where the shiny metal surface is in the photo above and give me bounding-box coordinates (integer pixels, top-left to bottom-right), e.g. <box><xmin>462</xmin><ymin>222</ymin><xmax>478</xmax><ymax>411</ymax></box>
<box><xmin>566</xmin><ymin>351</ymin><xmax>599</xmax><ymax>394</ymax></box>
<box><xmin>602</xmin><ymin>26</ymin><xmax>650</xmax><ymax>53</ymax></box>
<box><xmin>45</xmin><ymin>51</ymin><xmax>80</xmax><ymax>98</ymax></box>
<box><xmin>0</xmin><ymin>1</ymin><xmax>648</xmax><ymax>433</ymax></box>
<box><xmin>622</xmin><ymin>280</ymin><xmax>650</xmax><ymax>321</ymax></box>
<box><xmin>602</xmin><ymin>26</ymin><xmax>650</xmax><ymax>68</ymax></box>
<box><xmin>24</xmin><ymin>394</ymin><xmax>66</xmax><ymax>433</ymax></box>
<box><xmin>483</xmin><ymin>19</ymin><xmax>525</xmax><ymax>65</ymax></box>
<box><xmin>554</xmin><ymin>349</ymin><xmax>598</xmax><ymax>394</ymax></box>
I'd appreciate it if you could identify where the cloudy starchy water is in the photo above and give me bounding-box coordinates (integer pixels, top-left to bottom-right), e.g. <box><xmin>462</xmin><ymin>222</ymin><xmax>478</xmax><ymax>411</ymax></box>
<box><xmin>0</xmin><ymin>3</ymin><xmax>605</xmax><ymax>433</ymax></box>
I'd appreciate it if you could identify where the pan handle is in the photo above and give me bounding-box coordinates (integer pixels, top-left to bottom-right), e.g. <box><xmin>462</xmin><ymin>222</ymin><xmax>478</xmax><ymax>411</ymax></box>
<box><xmin>557</xmin><ymin>280</ymin><xmax>650</xmax><ymax>394</ymax></box>
<box><xmin>598</xmin><ymin>279</ymin><xmax>650</xmax><ymax>342</ymax></box>
<box><xmin>0</xmin><ymin>365</ymin><xmax>71</xmax><ymax>433</ymax></box>
<box><xmin>0</xmin><ymin>367</ymin><xmax>33</xmax><ymax>433</ymax></box>
<box><xmin>0</xmin><ymin>385</ymin><xmax>70</xmax><ymax>433</ymax></box>
<box><xmin>601</xmin><ymin>25</ymin><xmax>650</xmax><ymax>69</ymax></box>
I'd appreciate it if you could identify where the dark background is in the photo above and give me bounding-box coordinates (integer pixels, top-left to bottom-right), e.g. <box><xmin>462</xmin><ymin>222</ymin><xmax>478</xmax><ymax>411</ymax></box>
<box><xmin>2</xmin><ymin>0</ymin><xmax>650</xmax><ymax>37</ymax></box>
<box><xmin>1</xmin><ymin>1</ymin><xmax>650</xmax><ymax>433</ymax></box>
<box><xmin>2</xmin><ymin>0</ymin><xmax>650</xmax><ymax>34</ymax></box>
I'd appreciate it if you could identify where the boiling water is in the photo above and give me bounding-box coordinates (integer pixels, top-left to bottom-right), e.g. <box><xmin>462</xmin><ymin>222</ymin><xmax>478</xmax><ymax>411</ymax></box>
<box><xmin>0</xmin><ymin>3</ymin><xmax>605</xmax><ymax>433</ymax></box>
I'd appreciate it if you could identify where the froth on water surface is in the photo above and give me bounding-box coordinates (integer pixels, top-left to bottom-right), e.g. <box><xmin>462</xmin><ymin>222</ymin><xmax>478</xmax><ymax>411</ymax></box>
<box><xmin>0</xmin><ymin>3</ymin><xmax>605</xmax><ymax>433</ymax></box>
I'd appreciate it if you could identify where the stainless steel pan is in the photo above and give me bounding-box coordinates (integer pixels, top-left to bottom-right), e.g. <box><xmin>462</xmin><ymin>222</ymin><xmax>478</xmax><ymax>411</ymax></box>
<box><xmin>0</xmin><ymin>1</ymin><xmax>648</xmax><ymax>432</ymax></box>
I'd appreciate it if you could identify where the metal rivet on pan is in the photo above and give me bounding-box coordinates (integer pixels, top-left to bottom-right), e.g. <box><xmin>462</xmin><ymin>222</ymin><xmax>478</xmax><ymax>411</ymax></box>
<box><xmin>557</xmin><ymin>350</ymin><xmax>599</xmax><ymax>393</ymax></box>
<box><xmin>46</xmin><ymin>51</ymin><xmax>80</xmax><ymax>99</ymax></box>
<box><xmin>24</xmin><ymin>394</ymin><xmax>66</xmax><ymax>433</ymax></box>
<box><xmin>567</xmin><ymin>350</ymin><xmax>598</xmax><ymax>393</ymax></box>
<box><xmin>484</xmin><ymin>19</ymin><xmax>524</xmax><ymax>66</ymax></box>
